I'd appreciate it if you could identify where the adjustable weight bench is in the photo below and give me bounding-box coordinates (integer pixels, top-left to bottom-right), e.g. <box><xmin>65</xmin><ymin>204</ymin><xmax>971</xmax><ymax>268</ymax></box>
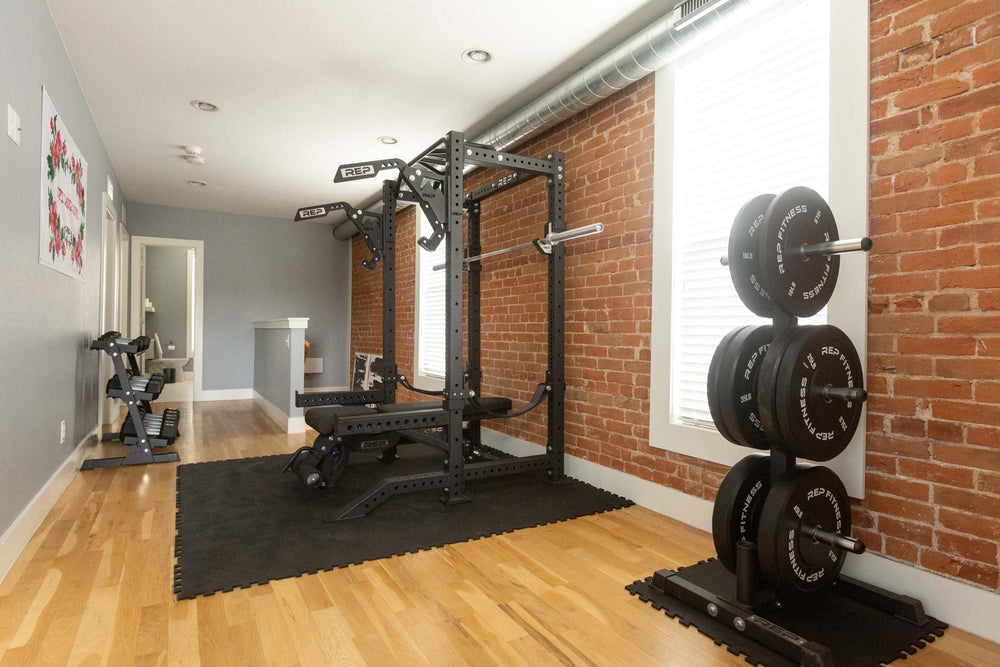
<box><xmin>284</xmin><ymin>397</ymin><xmax>513</xmax><ymax>490</ymax></box>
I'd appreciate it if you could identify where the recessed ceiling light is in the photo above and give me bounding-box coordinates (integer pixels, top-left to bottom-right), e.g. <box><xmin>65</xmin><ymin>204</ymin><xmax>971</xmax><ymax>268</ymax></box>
<box><xmin>462</xmin><ymin>49</ymin><xmax>493</xmax><ymax>64</ymax></box>
<box><xmin>190</xmin><ymin>100</ymin><xmax>219</xmax><ymax>112</ymax></box>
<box><xmin>187</xmin><ymin>179</ymin><xmax>207</xmax><ymax>187</ymax></box>
<box><xmin>377</xmin><ymin>135</ymin><xmax>398</xmax><ymax>145</ymax></box>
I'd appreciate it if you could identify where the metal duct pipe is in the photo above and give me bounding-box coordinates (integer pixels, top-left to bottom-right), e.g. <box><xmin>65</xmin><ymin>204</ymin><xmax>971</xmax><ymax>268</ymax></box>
<box><xmin>334</xmin><ymin>0</ymin><xmax>768</xmax><ymax>240</ymax></box>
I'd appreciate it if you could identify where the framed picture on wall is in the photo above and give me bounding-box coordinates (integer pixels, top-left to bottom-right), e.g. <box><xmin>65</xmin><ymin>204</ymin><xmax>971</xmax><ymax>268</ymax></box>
<box><xmin>39</xmin><ymin>87</ymin><xmax>87</xmax><ymax>279</ymax></box>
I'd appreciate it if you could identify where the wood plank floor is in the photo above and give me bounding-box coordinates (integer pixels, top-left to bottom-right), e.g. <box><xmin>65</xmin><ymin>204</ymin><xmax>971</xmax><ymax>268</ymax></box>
<box><xmin>0</xmin><ymin>400</ymin><xmax>997</xmax><ymax>666</ymax></box>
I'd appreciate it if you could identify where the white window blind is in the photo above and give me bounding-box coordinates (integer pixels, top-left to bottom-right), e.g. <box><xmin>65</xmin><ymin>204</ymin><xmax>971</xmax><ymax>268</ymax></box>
<box><xmin>416</xmin><ymin>211</ymin><xmax>446</xmax><ymax>379</ymax></box>
<box><xmin>670</xmin><ymin>0</ymin><xmax>831</xmax><ymax>428</ymax></box>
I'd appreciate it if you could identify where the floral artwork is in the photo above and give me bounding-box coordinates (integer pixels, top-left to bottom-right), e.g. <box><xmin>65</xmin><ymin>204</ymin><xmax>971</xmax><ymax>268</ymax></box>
<box><xmin>39</xmin><ymin>87</ymin><xmax>87</xmax><ymax>279</ymax></box>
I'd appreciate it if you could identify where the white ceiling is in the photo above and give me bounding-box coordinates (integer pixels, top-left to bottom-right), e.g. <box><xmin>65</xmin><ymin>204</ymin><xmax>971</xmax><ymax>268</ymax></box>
<box><xmin>47</xmin><ymin>0</ymin><xmax>669</xmax><ymax>222</ymax></box>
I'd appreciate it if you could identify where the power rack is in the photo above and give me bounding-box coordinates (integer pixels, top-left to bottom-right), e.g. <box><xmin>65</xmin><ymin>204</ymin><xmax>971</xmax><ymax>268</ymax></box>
<box><xmin>293</xmin><ymin>131</ymin><xmax>569</xmax><ymax>520</ymax></box>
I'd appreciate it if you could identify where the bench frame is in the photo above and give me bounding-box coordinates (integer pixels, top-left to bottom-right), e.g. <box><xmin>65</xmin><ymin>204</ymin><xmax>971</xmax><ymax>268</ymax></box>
<box><xmin>296</xmin><ymin>131</ymin><xmax>567</xmax><ymax>520</ymax></box>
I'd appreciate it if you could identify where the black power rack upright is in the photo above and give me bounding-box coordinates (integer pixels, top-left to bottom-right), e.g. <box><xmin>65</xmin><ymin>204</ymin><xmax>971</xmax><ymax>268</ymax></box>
<box><xmin>295</xmin><ymin>131</ymin><xmax>568</xmax><ymax>520</ymax></box>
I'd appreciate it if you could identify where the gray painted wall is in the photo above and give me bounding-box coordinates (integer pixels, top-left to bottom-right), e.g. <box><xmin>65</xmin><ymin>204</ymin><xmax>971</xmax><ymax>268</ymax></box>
<box><xmin>0</xmin><ymin>2</ymin><xmax>125</xmax><ymax>535</ymax></box>
<box><xmin>128</xmin><ymin>204</ymin><xmax>351</xmax><ymax>390</ymax></box>
<box><xmin>145</xmin><ymin>246</ymin><xmax>189</xmax><ymax>360</ymax></box>
<box><xmin>253</xmin><ymin>327</ymin><xmax>305</xmax><ymax>418</ymax></box>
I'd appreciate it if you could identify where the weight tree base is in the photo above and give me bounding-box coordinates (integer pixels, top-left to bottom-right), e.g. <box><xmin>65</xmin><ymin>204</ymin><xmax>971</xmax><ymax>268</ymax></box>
<box><xmin>627</xmin><ymin>559</ymin><xmax>946</xmax><ymax>667</ymax></box>
<box><xmin>82</xmin><ymin>451</ymin><xmax>180</xmax><ymax>470</ymax></box>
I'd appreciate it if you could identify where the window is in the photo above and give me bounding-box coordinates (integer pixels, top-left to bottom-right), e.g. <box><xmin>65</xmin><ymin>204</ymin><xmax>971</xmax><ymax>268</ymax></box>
<box><xmin>670</xmin><ymin>0</ymin><xmax>831</xmax><ymax>428</ymax></box>
<box><xmin>415</xmin><ymin>210</ymin><xmax>446</xmax><ymax>382</ymax></box>
<box><xmin>649</xmin><ymin>0</ymin><xmax>869</xmax><ymax>492</ymax></box>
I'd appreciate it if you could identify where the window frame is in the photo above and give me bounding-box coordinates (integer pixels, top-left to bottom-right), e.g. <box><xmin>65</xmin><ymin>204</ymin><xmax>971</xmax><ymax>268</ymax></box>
<box><xmin>412</xmin><ymin>208</ymin><xmax>447</xmax><ymax>391</ymax></box>
<box><xmin>647</xmin><ymin>0</ymin><xmax>870</xmax><ymax>497</ymax></box>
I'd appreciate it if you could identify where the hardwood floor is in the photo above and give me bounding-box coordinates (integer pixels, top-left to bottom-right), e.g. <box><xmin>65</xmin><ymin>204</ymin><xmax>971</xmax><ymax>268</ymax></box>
<box><xmin>0</xmin><ymin>400</ymin><xmax>996</xmax><ymax>666</ymax></box>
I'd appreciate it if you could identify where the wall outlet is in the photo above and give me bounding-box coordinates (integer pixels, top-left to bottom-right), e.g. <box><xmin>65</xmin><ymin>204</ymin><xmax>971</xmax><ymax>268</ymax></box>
<box><xmin>60</xmin><ymin>420</ymin><xmax>66</xmax><ymax>444</ymax></box>
<box><xmin>7</xmin><ymin>104</ymin><xmax>21</xmax><ymax>146</ymax></box>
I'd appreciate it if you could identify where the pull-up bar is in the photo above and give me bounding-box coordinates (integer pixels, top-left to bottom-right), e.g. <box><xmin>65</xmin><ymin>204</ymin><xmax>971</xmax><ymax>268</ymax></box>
<box><xmin>433</xmin><ymin>223</ymin><xmax>605</xmax><ymax>271</ymax></box>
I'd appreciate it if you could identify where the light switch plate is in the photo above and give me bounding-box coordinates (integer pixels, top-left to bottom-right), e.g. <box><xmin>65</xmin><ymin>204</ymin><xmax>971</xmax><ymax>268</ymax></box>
<box><xmin>7</xmin><ymin>104</ymin><xmax>21</xmax><ymax>146</ymax></box>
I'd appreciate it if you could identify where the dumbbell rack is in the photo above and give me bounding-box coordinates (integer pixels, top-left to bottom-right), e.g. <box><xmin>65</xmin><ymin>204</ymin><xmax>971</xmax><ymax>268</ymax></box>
<box><xmin>629</xmin><ymin>188</ymin><xmax>946</xmax><ymax>666</ymax></box>
<box><xmin>84</xmin><ymin>331</ymin><xmax>181</xmax><ymax>470</ymax></box>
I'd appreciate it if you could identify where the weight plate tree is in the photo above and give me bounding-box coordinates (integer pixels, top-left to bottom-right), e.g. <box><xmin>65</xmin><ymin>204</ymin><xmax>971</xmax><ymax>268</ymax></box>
<box><xmin>727</xmin><ymin>194</ymin><xmax>776</xmax><ymax>317</ymax></box>
<box><xmin>712</xmin><ymin>454</ymin><xmax>771</xmax><ymax>573</ymax></box>
<box><xmin>773</xmin><ymin>325</ymin><xmax>866</xmax><ymax>461</ymax></box>
<box><xmin>707</xmin><ymin>326</ymin><xmax>746</xmax><ymax>446</ymax></box>
<box><xmin>756</xmin><ymin>464</ymin><xmax>857</xmax><ymax>597</ymax></box>
<box><xmin>716</xmin><ymin>325</ymin><xmax>773</xmax><ymax>450</ymax></box>
<box><xmin>758</xmin><ymin>186</ymin><xmax>839</xmax><ymax>318</ymax></box>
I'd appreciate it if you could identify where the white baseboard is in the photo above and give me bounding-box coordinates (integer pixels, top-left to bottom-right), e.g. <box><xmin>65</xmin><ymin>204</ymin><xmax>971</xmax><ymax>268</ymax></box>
<box><xmin>844</xmin><ymin>550</ymin><xmax>1000</xmax><ymax>643</ymax></box>
<box><xmin>197</xmin><ymin>388</ymin><xmax>253</xmax><ymax>402</ymax></box>
<box><xmin>481</xmin><ymin>428</ymin><xmax>714</xmax><ymax>531</ymax></box>
<box><xmin>0</xmin><ymin>426</ymin><xmax>98</xmax><ymax>583</ymax></box>
<box><xmin>253</xmin><ymin>391</ymin><xmax>304</xmax><ymax>433</ymax></box>
<box><xmin>481</xmin><ymin>428</ymin><xmax>1000</xmax><ymax>643</ymax></box>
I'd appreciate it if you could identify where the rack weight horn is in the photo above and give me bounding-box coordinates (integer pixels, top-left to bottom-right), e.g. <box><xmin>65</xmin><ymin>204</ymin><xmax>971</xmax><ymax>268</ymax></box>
<box><xmin>720</xmin><ymin>186</ymin><xmax>872</xmax><ymax>318</ymax></box>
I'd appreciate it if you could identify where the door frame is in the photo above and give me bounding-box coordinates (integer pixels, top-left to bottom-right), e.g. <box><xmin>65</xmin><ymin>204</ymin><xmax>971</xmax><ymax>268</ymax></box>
<box><xmin>130</xmin><ymin>235</ymin><xmax>206</xmax><ymax>402</ymax></box>
<box><xmin>98</xmin><ymin>193</ymin><xmax>120</xmax><ymax>426</ymax></box>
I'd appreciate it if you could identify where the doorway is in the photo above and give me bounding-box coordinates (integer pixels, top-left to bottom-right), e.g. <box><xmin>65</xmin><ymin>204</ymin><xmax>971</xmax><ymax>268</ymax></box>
<box><xmin>129</xmin><ymin>236</ymin><xmax>205</xmax><ymax>402</ymax></box>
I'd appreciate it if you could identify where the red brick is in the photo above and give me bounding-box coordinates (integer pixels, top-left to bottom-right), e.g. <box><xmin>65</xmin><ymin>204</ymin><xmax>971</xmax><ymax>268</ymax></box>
<box><xmin>898</xmin><ymin>335</ymin><xmax>977</xmax><ymax>355</ymax></box>
<box><xmin>884</xmin><ymin>537</ymin><xmax>920</xmax><ymax>562</ymax></box>
<box><xmin>940</xmin><ymin>266</ymin><xmax>1000</xmax><ymax>290</ymax></box>
<box><xmin>967</xmin><ymin>425</ymin><xmax>1000</xmax><ymax>447</ymax></box>
<box><xmin>871</xmin><ymin>24</ymin><xmax>927</xmax><ymax>59</ymax></box>
<box><xmin>931</xmin><ymin>1</ymin><xmax>1000</xmax><ymax>38</ymax></box>
<box><xmin>939</xmin><ymin>508</ymin><xmax>1000</xmax><ymax>541</ymax></box>
<box><xmin>869</xmin><ymin>473</ymin><xmax>931</xmax><ymax>501</ymax></box>
<box><xmin>900</xmin><ymin>244</ymin><xmax>975</xmax><ymax>272</ymax></box>
<box><xmin>894</xmin><ymin>378</ymin><xmax>972</xmax><ymax>399</ymax></box>
<box><xmin>928</xmin><ymin>419</ymin><xmax>966</xmax><ymax>442</ymax></box>
<box><xmin>894</xmin><ymin>0</ymin><xmax>965</xmax><ymax>30</ymax></box>
<box><xmin>936</xmin><ymin>357</ymin><xmax>1000</xmax><ymax>380</ymax></box>
<box><xmin>981</xmin><ymin>290</ymin><xmax>1000</xmax><ymax>310</ymax></box>
<box><xmin>868</xmin><ymin>434</ymin><xmax>931</xmax><ymax>459</ymax></box>
<box><xmin>920</xmin><ymin>550</ymin><xmax>999</xmax><ymax>587</ymax></box>
<box><xmin>897</xmin><ymin>202</ymin><xmax>975</xmax><ymax>231</ymax></box>
<box><xmin>866</xmin><ymin>492</ymin><xmax>935</xmax><ymax>523</ymax></box>
<box><xmin>874</xmin><ymin>146</ymin><xmax>944</xmax><ymax>177</ymax></box>
<box><xmin>927</xmin><ymin>292</ymin><xmax>971</xmax><ymax>311</ymax></box>
<box><xmin>936</xmin><ymin>531</ymin><xmax>998</xmax><ymax>565</ymax></box>
<box><xmin>934</xmin><ymin>443</ymin><xmax>1000</xmax><ymax>473</ymax></box>
<box><xmin>942</xmin><ymin>177</ymin><xmax>1000</xmax><ymax>204</ymax></box>
<box><xmin>896</xmin><ymin>78</ymin><xmax>970</xmax><ymax>110</ymax></box>
<box><xmin>878</xmin><ymin>515</ymin><xmax>934</xmax><ymax>545</ymax></box>
<box><xmin>929</xmin><ymin>162</ymin><xmax>968</xmax><ymax>185</ymax></box>
<box><xmin>868</xmin><ymin>313</ymin><xmax>936</xmax><ymax>334</ymax></box>
<box><xmin>939</xmin><ymin>222</ymin><xmax>1000</xmax><ymax>246</ymax></box>
<box><xmin>889</xmin><ymin>416</ymin><xmax>928</xmax><ymax>439</ymax></box>
<box><xmin>897</xmin><ymin>459</ymin><xmax>975</xmax><ymax>487</ymax></box>
<box><xmin>938</xmin><ymin>314</ymin><xmax>1000</xmax><ymax>334</ymax></box>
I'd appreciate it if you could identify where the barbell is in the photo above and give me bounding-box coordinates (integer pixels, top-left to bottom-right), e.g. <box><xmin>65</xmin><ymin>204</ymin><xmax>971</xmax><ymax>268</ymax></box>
<box><xmin>432</xmin><ymin>223</ymin><xmax>604</xmax><ymax>271</ymax></box>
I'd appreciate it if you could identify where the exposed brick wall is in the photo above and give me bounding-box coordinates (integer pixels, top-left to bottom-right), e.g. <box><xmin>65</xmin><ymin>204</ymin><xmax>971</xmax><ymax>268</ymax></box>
<box><xmin>857</xmin><ymin>0</ymin><xmax>1000</xmax><ymax>590</ymax></box>
<box><xmin>349</xmin><ymin>0</ymin><xmax>1000</xmax><ymax>592</ymax></box>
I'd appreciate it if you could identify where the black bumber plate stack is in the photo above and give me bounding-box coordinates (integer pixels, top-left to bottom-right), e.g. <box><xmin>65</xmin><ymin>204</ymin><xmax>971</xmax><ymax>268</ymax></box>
<box><xmin>712</xmin><ymin>454</ymin><xmax>770</xmax><ymax>572</ymax></box>
<box><xmin>758</xmin><ymin>186</ymin><xmax>839</xmax><ymax>318</ymax></box>
<box><xmin>768</xmin><ymin>325</ymin><xmax>864</xmax><ymax>461</ymax></box>
<box><xmin>717</xmin><ymin>325</ymin><xmax>773</xmax><ymax>449</ymax></box>
<box><xmin>707</xmin><ymin>327</ymin><xmax>746</xmax><ymax>446</ymax></box>
<box><xmin>728</xmin><ymin>194</ymin><xmax>777</xmax><ymax>317</ymax></box>
<box><xmin>757</xmin><ymin>465</ymin><xmax>851</xmax><ymax>597</ymax></box>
